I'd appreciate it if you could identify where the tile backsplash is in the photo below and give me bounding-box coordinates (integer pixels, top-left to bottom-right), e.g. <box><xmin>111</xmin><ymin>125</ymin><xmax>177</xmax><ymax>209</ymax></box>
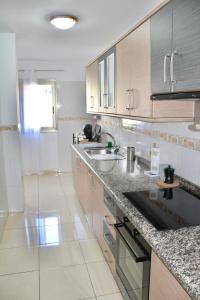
<box><xmin>97</xmin><ymin>116</ymin><xmax>200</xmax><ymax>186</ymax></box>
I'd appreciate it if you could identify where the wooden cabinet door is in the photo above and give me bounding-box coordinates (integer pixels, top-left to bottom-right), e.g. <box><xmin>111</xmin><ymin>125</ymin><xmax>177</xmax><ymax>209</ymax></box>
<box><xmin>116</xmin><ymin>34</ymin><xmax>133</xmax><ymax>116</ymax></box>
<box><xmin>150</xmin><ymin>2</ymin><xmax>172</xmax><ymax>94</ymax></box>
<box><xmin>86</xmin><ymin>64</ymin><xmax>92</xmax><ymax>112</ymax></box>
<box><xmin>85</xmin><ymin>170</ymin><xmax>94</xmax><ymax>227</ymax></box>
<box><xmin>92</xmin><ymin>176</ymin><xmax>104</xmax><ymax>242</ymax></box>
<box><xmin>92</xmin><ymin>178</ymin><xmax>116</xmax><ymax>275</ymax></box>
<box><xmin>129</xmin><ymin>20</ymin><xmax>152</xmax><ymax>118</ymax></box>
<box><xmin>172</xmin><ymin>0</ymin><xmax>200</xmax><ymax>92</ymax></box>
<box><xmin>149</xmin><ymin>252</ymin><xmax>191</xmax><ymax>300</ymax></box>
<box><xmin>72</xmin><ymin>152</ymin><xmax>83</xmax><ymax>199</ymax></box>
<box><xmin>72</xmin><ymin>151</ymin><xmax>78</xmax><ymax>194</ymax></box>
<box><xmin>117</xmin><ymin>20</ymin><xmax>152</xmax><ymax>118</ymax></box>
<box><xmin>86</xmin><ymin>61</ymin><xmax>99</xmax><ymax>113</ymax></box>
<box><xmin>77</xmin><ymin>160</ymin><xmax>88</xmax><ymax>212</ymax></box>
<box><xmin>78</xmin><ymin>163</ymin><xmax>94</xmax><ymax>227</ymax></box>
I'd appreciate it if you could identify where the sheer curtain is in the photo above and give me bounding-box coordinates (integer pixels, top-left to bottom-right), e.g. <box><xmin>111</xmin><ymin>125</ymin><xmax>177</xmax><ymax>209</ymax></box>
<box><xmin>19</xmin><ymin>78</ymin><xmax>42</xmax><ymax>174</ymax></box>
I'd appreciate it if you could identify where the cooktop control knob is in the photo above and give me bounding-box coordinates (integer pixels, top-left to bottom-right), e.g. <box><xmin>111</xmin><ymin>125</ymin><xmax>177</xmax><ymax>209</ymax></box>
<box><xmin>123</xmin><ymin>216</ymin><xmax>129</xmax><ymax>223</ymax></box>
<box><xmin>133</xmin><ymin>229</ymin><xmax>139</xmax><ymax>236</ymax></box>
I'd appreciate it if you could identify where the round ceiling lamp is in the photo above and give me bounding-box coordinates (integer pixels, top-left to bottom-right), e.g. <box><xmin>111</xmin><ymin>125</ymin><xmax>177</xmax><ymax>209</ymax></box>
<box><xmin>49</xmin><ymin>15</ymin><xmax>78</xmax><ymax>30</ymax></box>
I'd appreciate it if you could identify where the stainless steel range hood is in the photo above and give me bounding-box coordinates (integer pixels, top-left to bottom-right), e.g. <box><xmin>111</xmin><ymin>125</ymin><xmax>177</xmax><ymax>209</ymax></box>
<box><xmin>151</xmin><ymin>91</ymin><xmax>200</xmax><ymax>101</ymax></box>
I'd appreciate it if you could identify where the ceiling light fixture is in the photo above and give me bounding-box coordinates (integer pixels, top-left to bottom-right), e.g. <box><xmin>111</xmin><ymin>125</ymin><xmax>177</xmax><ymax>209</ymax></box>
<box><xmin>49</xmin><ymin>15</ymin><xmax>78</xmax><ymax>30</ymax></box>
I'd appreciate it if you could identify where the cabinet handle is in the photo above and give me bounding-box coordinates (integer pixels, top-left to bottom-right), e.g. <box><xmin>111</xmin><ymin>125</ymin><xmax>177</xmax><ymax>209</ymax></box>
<box><xmin>125</xmin><ymin>89</ymin><xmax>130</xmax><ymax>110</ymax></box>
<box><xmin>163</xmin><ymin>53</ymin><xmax>170</xmax><ymax>83</ymax></box>
<box><xmin>90</xmin><ymin>96</ymin><xmax>94</xmax><ymax>109</ymax></box>
<box><xmin>104</xmin><ymin>215</ymin><xmax>115</xmax><ymax>226</ymax></box>
<box><xmin>103</xmin><ymin>249</ymin><xmax>113</xmax><ymax>263</ymax></box>
<box><xmin>103</xmin><ymin>93</ymin><xmax>108</xmax><ymax>108</ymax></box>
<box><xmin>107</xmin><ymin>93</ymin><xmax>109</xmax><ymax>108</ymax></box>
<box><xmin>170</xmin><ymin>51</ymin><xmax>178</xmax><ymax>85</ymax></box>
<box><xmin>129</xmin><ymin>88</ymin><xmax>135</xmax><ymax>109</ymax></box>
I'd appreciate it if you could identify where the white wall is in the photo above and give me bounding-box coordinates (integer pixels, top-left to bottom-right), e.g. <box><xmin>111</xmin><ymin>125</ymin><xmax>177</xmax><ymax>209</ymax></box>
<box><xmin>20</xmin><ymin>81</ymin><xmax>95</xmax><ymax>174</ymax></box>
<box><xmin>98</xmin><ymin>116</ymin><xmax>200</xmax><ymax>187</ymax></box>
<box><xmin>0</xmin><ymin>131</ymin><xmax>8</xmax><ymax>238</ymax></box>
<box><xmin>0</xmin><ymin>33</ymin><xmax>24</xmax><ymax>214</ymax></box>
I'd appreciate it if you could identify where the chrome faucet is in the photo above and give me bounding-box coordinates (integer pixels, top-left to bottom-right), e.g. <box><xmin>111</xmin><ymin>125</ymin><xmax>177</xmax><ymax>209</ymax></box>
<box><xmin>97</xmin><ymin>131</ymin><xmax>119</xmax><ymax>152</ymax></box>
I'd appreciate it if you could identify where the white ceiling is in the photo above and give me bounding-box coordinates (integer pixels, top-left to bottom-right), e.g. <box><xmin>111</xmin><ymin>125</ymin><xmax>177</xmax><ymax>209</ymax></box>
<box><xmin>0</xmin><ymin>0</ymin><xmax>165</xmax><ymax>80</ymax></box>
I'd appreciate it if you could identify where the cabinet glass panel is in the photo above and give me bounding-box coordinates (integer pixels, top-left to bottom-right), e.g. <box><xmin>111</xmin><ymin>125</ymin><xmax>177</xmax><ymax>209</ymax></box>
<box><xmin>99</xmin><ymin>60</ymin><xmax>105</xmax><ymax>108</ymax></box>
<box><xmin>107</xmin><ymin>53</ymin><xmax>115</xmax><ymax>108</ymax></box>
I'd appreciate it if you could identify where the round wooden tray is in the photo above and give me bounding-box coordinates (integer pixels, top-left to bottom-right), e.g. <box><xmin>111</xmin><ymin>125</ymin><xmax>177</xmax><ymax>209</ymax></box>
<box><xmin>157</xmin><ymin>180</ymin><xmax>180</xmax><ymax>189</ymax></box>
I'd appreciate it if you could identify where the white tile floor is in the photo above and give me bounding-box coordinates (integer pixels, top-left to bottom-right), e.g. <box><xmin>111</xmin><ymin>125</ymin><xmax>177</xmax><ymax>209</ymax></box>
<box><xmin>0</xmin><ymin>173</ymin><xmax>123</xmax><ymax>300</ymax></box>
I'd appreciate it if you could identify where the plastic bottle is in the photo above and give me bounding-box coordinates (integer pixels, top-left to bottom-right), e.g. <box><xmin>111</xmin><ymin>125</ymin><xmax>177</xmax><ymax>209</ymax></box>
<box><xmin>150</xmin><ymin>143</ymin><xmax>160</xmax><ymax>175</ymax></box>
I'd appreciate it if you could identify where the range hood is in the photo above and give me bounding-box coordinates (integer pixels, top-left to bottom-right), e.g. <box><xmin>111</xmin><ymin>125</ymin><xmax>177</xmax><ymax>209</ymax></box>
<box><xmin>151</xmin><ymin>91</ymin><xmax>200</xmax><ymax>101</ymax></box>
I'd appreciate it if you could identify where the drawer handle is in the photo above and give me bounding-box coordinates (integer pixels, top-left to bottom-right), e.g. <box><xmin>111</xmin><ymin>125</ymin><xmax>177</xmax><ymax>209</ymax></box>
<box><xmin>104</xmin><ymin>215</ymin><xmax>114</xmax><ymax>226</ymax></box>
<box><xmin>103</xmin><ymin>249</ymin><xmax>113</xmax><ymax>263</ymax></box>
<box><xmin>104</xmin><ymin>232</ymin><xmax>114</xmax><ymax>246</ymax></box>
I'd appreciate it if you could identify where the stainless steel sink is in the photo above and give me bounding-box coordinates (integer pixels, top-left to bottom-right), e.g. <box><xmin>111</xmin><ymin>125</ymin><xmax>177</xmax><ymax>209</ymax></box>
<box><xmin>84</xmin><ymin>148</ymin><xmax>125</xmax><ymax>160</ymax></box>
<box><xmin>85</xmin><ymin>148</ymin><xmax>112</xmax><ymax>156</ymax></box>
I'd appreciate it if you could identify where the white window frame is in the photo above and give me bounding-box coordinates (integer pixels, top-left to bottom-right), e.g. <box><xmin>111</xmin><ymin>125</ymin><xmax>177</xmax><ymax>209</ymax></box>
<box><xmin>19</xmin><ymin>79</ymin><xmax>57</xmax><ymax>133</ymax></box>
<box><xmin>38</xmin><ymin>80</ymin><xmax>57</xmax><ymax>132</ymax></box>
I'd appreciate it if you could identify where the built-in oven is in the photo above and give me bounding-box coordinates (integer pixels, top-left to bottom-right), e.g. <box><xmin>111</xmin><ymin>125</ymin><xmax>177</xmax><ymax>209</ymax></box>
<box><xmin>114</xmin><ymin>208</ymin><xmax>151</xmax><ymax>300</ymax></box>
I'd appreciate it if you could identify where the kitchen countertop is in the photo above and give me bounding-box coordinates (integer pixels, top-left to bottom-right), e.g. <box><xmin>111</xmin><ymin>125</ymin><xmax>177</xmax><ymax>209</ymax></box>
<box><xmin>71</xmin><ymin>144</ymin><xmax>200</xmax><ymax>300</ymax></box>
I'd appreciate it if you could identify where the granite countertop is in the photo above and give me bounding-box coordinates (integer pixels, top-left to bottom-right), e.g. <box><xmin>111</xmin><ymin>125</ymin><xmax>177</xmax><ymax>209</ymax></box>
<box><xmin>71</xmin><ymin>144</ymin><xmax>200</xmax><ymax>300</ymax></box>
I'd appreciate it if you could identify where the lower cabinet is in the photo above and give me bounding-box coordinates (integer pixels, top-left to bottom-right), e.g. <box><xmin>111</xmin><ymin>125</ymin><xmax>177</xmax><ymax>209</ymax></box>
<box><xmin>73</xmin><ymin>151</ymin><xmax>192</xmax><ymax>298</ymax></box>
<box><xmin>149</xmin><ymin>251</ymin><xmax>191</xmax><ymax>300</ymax></box>
<box><xmin>72</xmin><ymin>150</ymin><xmax>116</xmax><ymax>275</ymax></box>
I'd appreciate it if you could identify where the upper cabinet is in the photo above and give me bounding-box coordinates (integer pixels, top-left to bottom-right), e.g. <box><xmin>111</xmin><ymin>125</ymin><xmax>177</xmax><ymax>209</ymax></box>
<box><xmin>116</xmin><ymin>20</ymin><xmax>152</xmax><ymax>118</ymax></box>
<box><xmin>151</xmin><ymin>0</ymin><xmax>200</xmax><ymax>95</ymax></box>
<box><xmin>86</xmin><ymin>0</ymin><xmax>197</xmax><ymax>121</ymax></box>
<box><xmin>150</xmin><ymin>3</ymin><xmax>172</xmax><ymax>94</ymax></box>
<box><xmin>173</xmin><ymin>0</ymin><xmax>200</xmax><ymax>92</ymax></box>
<box><xmin>86</xmin><ymin>60</ymin><xmax>99</xmax><ymax>113</ymax></box>
<box><xmin>116</xmin><ymin>18</ymin><xmax>193</xmax><ymax>119</ymax></box>
<box><xmin>98</xmin><ymin>47</ymin><xmax>116</xmax><ymax>114</ymax></box>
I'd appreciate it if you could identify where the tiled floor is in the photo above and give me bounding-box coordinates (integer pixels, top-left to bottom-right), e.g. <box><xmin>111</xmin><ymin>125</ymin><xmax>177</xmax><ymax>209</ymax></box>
<box><xmin>0</xmin><ymin>173</ymin><xmax>123</xmax><ymax>300</ymax></box>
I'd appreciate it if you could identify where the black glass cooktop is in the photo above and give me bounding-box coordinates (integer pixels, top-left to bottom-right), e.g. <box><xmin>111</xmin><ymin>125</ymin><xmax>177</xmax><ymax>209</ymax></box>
<box><xmin>123</xmin><ymin>188</ymin><xmax>200</xmax><ymax>230</ymax></box>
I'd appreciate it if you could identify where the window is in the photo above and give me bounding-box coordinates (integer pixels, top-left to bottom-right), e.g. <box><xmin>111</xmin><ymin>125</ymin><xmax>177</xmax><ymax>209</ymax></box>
<box><xmin>20</xmin><ymin>80</ymin><xmax>57</xmax><ymax>132</ymax></box>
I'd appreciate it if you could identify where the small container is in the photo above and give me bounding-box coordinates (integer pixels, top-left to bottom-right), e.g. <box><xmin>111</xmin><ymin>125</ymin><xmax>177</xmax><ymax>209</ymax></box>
<box><xmin>127</xmin><ymin>147</ymin><xmax>135</xmax><ymax>161</ymax></box>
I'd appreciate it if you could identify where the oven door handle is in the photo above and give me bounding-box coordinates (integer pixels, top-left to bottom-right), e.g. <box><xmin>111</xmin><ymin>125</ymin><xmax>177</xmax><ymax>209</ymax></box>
<box><xmin>114</xmin><ymin>223</ymin><xmax>150</xmax><ymax>263</ymax></box>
